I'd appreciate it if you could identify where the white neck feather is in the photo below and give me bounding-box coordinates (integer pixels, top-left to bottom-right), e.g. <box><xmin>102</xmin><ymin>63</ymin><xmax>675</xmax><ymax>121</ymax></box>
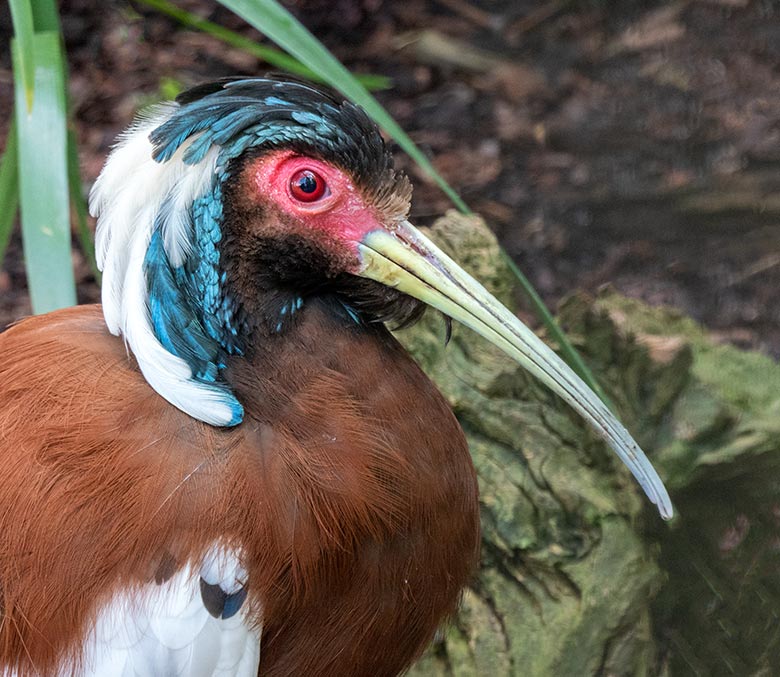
<box><xmin>89</xmin><ymin>106</ymin><xmax>240</xmax><ymax>426</ymax></box>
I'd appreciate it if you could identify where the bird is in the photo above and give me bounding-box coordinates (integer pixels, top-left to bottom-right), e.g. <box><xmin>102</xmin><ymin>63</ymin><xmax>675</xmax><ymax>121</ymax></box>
<box><xmin>0</xmin><ymin>76</ymin><xmax>672</xmax><ymax>677</ymax></box>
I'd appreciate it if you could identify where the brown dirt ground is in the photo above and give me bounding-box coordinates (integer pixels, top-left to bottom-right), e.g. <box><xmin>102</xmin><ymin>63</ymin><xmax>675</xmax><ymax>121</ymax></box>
<box><xmin>1</xmin><ymin>0</ymin><xmax>779</xmax><ymax>356</ymax></box>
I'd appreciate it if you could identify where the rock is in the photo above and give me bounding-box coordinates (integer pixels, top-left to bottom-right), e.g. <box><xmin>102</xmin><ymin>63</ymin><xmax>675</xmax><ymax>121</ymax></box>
<box><xmin>399</xmin><ymin>211</ymin><xmax>780</xmax><ymax>675</ymax></box>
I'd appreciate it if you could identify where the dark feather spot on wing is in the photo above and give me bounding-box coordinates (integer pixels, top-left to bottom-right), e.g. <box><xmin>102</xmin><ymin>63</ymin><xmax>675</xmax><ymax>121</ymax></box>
<box><xmin>199</xmin><ymin>577</ymin><xmax>248</xmax><ymax>620</ymax></box>
<box><xmin>154</xmin><ymin>552</ymin><xmax>178</xmax><ymax>585</ymax></box>
<box><xmin>222</xmin><ymin>586</ymin><xmax>248</xmax><ymax>620</ymax></box>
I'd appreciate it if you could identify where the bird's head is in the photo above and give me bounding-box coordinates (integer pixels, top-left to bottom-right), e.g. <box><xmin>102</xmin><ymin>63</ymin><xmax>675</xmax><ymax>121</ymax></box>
<box><xmin>90</xmin><ymin>77</ymin><xmax>671</xmax><ymax>519</ymax></box>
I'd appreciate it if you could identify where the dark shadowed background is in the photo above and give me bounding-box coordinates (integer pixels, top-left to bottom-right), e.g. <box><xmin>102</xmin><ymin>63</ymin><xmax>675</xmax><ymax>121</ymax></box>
<box><xmin>2</xmin><ymin>0</ymin><xmax>779</xmax><ymax>355</ymax></box>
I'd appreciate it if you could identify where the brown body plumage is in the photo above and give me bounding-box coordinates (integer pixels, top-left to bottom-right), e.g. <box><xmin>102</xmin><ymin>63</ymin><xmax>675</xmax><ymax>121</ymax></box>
<box><xmin>0</xmin><ymin>302</ymin><xmax>479</xmax><ymax>675</ymax></box>
<box><xmin>0</xmin><ymin>75</ymin><xmax>671</xmax><ymax>677</ymax></box>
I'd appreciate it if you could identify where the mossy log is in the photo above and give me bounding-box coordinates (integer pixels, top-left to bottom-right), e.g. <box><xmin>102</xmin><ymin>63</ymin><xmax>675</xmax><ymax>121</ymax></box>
<box><xmin>399</xmin><ymin>212</ymin><xmax>780</xmax><ymax>676</ymax></box>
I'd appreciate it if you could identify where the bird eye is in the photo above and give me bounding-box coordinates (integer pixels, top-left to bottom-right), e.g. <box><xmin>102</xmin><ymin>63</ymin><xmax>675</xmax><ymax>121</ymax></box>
<box><xmin>289</xmin><ymin>169</ymin><xmax>328</xmax><ymax>202</ymax></box>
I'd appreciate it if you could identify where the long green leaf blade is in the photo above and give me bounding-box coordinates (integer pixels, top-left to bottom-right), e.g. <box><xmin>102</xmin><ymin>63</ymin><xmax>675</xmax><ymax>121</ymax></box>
<box><xmin>12</xmin><ymin>32</ymin><xmax>76</xmax><ymax>313</ymax></box>
<box><xmin>0</xmin><ymin>121</ymin><xmax>20</xmax><ymax>268</ymax></box>
<box><xmin>9</xmin><ymin>0</ymin><xmax>35</xmax><ymax>111</ymax></box>
<box><xmin>30</xmin><ymin>0</ymin><xmax>61</xmax><ymax>32</ymax></box>
<box><xmin>502</xmin><ymin>252</ymin><xmax>614</xmax><ymax>411</ymax></box>
<box><xmin>217</xmin><ymin>0</ymin><xmax>468</xmax><ymax>212</ymax></box>
<box><xmin>137</xmin><ymin>0</ymin><xmax>389</xmax><ymax>90</ymax></box>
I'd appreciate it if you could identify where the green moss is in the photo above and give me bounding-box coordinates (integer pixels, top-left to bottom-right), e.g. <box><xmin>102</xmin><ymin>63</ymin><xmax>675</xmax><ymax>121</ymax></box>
<box><xmin>591</xmin><ymin>291</ymin><xmax>780</xmax><ymax>413</ymax></box>
<box><xmin>398</xmin><ymin>213</ymin><xmax>663</xmax><ymax>675</ymax></box>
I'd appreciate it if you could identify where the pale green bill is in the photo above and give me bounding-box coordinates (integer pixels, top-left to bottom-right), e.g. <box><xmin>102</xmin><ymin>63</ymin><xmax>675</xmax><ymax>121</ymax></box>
<box><xmin>357</xmin><ymin>221</ymin><xmax>673</xmax><ymax>520</ymax></box>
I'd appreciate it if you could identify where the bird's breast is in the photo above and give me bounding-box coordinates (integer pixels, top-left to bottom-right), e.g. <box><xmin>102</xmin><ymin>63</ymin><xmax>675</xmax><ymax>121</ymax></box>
<box><xmin>224</xmin><ymin>298</ymin><xmax>480</xmax><ymax>675</ymax></box>
<box><xmin>0</xmin><ymin>302</ymin><xmax>478</xmax><ymax>677</ymax></box>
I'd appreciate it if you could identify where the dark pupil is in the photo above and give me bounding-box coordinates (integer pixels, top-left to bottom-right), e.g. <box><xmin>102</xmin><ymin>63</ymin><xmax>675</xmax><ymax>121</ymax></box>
<box><xmin>297</xmin><ymin>173</ymin><xmax>318</xmax><ymax>194</ymax></box>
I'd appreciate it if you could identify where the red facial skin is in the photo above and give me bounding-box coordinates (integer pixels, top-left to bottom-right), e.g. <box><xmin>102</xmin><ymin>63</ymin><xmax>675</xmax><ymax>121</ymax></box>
<box><xmin>251</xmin><ymin>151</ymin><xmax>386</xmax><ymax>270</ymax></box>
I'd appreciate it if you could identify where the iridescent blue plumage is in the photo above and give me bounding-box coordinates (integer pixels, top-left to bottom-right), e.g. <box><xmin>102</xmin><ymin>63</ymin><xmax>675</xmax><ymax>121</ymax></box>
<box><xmin>143</xmin><ymin>231</ymin><xmax>243</xmax><ymax>424</ymax></box>
<box><xmin>141</xmin><ymin>76</ymin><xmax>394</xmax><ymax>426</ymax></box>
<box><xmin>149</xmin><ymin>78</ymin><xmax>389</xmax><ymax>181</ymax></box>
<box><xmin>144</xmin><ymin>178</ymin><xmax>244</xmax><ymax>394</ymax></box>
<box><xmin>189</xmin><ymin>181</ymin><xmax>242</xmax><ymax>354</ymax></box>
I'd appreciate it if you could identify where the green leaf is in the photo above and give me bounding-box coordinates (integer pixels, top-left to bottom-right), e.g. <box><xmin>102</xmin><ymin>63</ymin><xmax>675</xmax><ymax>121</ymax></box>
<box><xmin>158</xmin><ymin>75</ymin><xmax>184</xmax><ymax>100</ymax></box>
<box><xmin>12</xmin><ymin>32</ymin><xmax>77</xmax><ymax>313</ymax></box>
<box><xmin>9</xmin><ymin>0</ymin><xmax>35</xmax><ymax>111</ymax></box>
<box><xmin>216</xmin><ymin>0</ymin><xmax>468</xmax><ymax>212</ymax></box>
<box><xmin>137</xmin><ymin>0</ymin><xmax>390</xmax><ymax>91</ymax></box>
<box><xmin>0</xmin><ymin>120</ymin><xmax>20</xmax><ymax>268</ymax></box>
<box><xmin>68</xmin><ymin>128</ymin><xmax>100</xmax><ymax>283</ymax></box>
<box><xmin>30</xmin><ymin>0</ymin><xmax>61</xmax><ymax>32</ymax></box>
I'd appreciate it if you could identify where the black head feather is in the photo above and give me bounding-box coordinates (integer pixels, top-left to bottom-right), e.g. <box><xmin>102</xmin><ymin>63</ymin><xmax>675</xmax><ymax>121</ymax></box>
<box><xmin>144</xmin><ymin>76</ymin><xmax>422</xmax><ymax>362</ymax></box>
<box><xmin>149</xmin><ymin>75</ymin><xmax>409</xmax><ymax>209</ymax></box>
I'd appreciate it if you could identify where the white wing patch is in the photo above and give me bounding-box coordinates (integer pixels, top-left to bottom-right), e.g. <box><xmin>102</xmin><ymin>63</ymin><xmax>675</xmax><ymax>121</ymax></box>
<box><xmin>57</xmin><ymin>547</ymin><xmax>260</xmax><ymax>677</ymax></box>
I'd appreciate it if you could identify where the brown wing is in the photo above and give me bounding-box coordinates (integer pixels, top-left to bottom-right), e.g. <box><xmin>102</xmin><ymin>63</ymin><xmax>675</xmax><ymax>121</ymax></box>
<box><xmin>0</xmin><ymin>305</ymin><xmax>242</xmax><ymax>673</ymax></box>
<box><xmin>0</xmin><ymin>303</ymin><xmax>479</xmax><ymax>676</ymax></box>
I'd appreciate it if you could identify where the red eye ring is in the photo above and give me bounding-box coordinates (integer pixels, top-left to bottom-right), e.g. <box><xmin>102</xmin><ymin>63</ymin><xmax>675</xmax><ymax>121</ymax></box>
<box><xmin>289</xmin><ymin>169</ymin><xmax>328</xmax><ymax>202</ymax></box>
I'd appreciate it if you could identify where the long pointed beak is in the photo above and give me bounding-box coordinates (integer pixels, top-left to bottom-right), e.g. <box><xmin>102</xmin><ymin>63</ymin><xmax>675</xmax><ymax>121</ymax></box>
<box><xmin>357</xmin><ymin>220</ymin><xmax>673</xmax><ymax>520</ymax></box>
